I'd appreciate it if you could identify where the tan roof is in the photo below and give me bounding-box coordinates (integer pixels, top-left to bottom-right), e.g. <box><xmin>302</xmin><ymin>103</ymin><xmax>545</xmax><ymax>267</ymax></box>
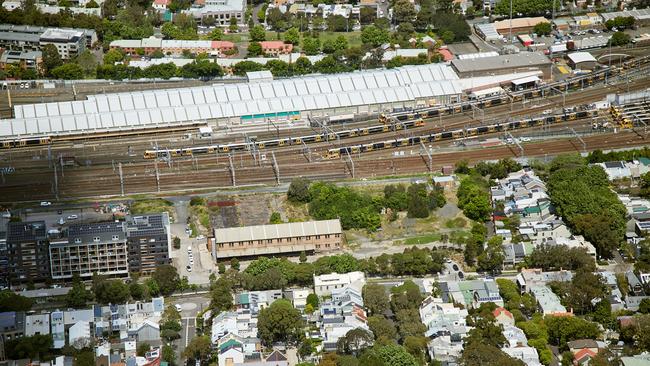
<box><xmin>494</xmin><ymin>17</ymin><xmax>550</xmax><ymax>31</ymax></box>
<box><xmin>214</xmin><ymin>219</ymin><xmax>341</xmax><ymax>243</ymax></box>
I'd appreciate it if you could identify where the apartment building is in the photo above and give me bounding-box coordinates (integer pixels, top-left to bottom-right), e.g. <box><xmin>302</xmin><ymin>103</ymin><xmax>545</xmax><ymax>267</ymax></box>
<box><xmin>39</xmin><ymin>28</ymin><xmax>86</xmax><ymax>59</ymax></box>
<box><xmin>212</xmin><ymin>219</ymin><xmax>342</xmax><ymax>260</ymax></box>
<box><xmin>125</xmin><ymin>213</ymin><xmax>171</xmax><ymax>274</ymax></box>
<box><xmin>49</xmin><ymin>222</ymin><xmax>129</xmax><ymax>280</ymax></box>
<box><xmin>109</xmin><ymin>38</ymin><xmax>235</xmax><ymax>57</ymax></box>
<box><xmin>0</xmin><ymin>50</ymin><xmax>44</xmax><ymax>74</ymax></box>
<box><xmin>4</xmin><ymin>221</ymin><xmax>50</xmax><ymax>284</ymax></box>
<box><xmin>185</xmin><ymin>0</ymin><xmax>245</xmax><ymax>25</ymax></box>
<box><xmin>259</xmin><ymin>41</ymin><xmax>293</xmax><ymax>56</ymax></box>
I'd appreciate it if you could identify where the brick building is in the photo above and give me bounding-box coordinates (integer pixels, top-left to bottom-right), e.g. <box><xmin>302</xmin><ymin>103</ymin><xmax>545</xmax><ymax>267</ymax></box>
<box><xmin>259</xmin><ymin>41</ymin><xmax>293</xmax><ymax>56</ymax></box>
<box><xmin>212</xmin><ymin>219</ymin><xmax>342</xmax><ymax>260</ymax></box>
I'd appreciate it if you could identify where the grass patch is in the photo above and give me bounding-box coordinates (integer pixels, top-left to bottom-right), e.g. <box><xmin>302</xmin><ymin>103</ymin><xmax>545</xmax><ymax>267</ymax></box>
<box><xmin>444</xmin><ymin>217</ymin><xmax>467</xmax><ymax>229</ymax></box>
<box><xmin>449</xmin><ymin>230</ymin><xmax>470</xmax><ymax>244</ymax></box>
<box><xmin>223</xmin><ymin>33</ymin><xmax>247</xmax><ymax>43</ymax></box>
<box><xmin>403</xmin><ymin>232</ymin><xmax>442</xmax><ymax>245</ymax></box>
<box><xmin>130</xmin><ymin>199</ymin><xmax>174</xmax><ymax>217</ymax></box>
<box><xmin>190</xmin><ymin>204</ymin><xmax>210</xmax><ymax>230</ymax></box>
<box><xmin>318</xmin><ymin>31</ymin><xmax>362</xmax><ymax>48</ymax></box>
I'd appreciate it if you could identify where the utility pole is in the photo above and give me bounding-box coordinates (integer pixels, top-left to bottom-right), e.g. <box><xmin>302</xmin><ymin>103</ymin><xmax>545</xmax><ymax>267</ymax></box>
<box><xmin>228</xmin><ymin>154</ymin><xmax>236</xmax><ymax>187</ymax></box>
<box><xmin>154</xmin><ymin>160</ymin><xmax>160</xmax><ymax>193</ymax></box>
<box><xmin>53</xmin><ymin>164</ymin><xmax>59</xmax><ymax>200</ymax></box>
<box><xmin>419</xmin><ymin>141</ymin><xmax>432</xmax><ymax>172</ymax></box>
<box><xmin>271</xmin><ymin>151</ymin><xmax>280</xmax><ymax>185</ymax></box>
<box><xmin>345</xmin><ymin>150</ymin><xmax>355</xmax><ymax>178</ymax></box>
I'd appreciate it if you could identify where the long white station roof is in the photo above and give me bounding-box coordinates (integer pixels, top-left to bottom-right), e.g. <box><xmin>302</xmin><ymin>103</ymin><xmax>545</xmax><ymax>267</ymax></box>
<box><xmin>1</xmin><ymin>64</ymin><xmax>463</xmax><ymax>138</ymax></box>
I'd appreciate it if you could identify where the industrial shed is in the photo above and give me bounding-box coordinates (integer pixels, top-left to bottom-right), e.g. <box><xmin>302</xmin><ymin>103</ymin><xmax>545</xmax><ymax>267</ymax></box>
<box><xmin>1</xmin><ymin>63</ymin><xmax>464</xmax><ymax>139</ymax></box>
<box><xmin>567</xmin><ymin>52</ymin><xmax>598</xmax><ymax>70</ymax></box>
<box><xmin>451</xmin><ymin>52</ymin><xmax>552</xmax><ymax>79</ymax></box>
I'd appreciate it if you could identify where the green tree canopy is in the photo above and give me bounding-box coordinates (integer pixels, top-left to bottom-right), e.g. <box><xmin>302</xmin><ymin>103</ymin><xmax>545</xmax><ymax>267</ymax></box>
<box><xmin>257</xmin><ymin>299</ymin><xmax>304</xmax><ymax>345</ymax></box>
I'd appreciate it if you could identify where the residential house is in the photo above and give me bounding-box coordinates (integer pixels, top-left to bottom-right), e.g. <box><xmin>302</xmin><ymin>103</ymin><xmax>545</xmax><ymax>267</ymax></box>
<box><xmin>284</xmin><ymin>289</ymin><xmax>311</xmax><ymax>309</ymax></box>
<box><xmin>0</xmin><ymin>312</ymin><xmax>25</xmax><ymax>360</ymax></box>
<box><xmin>419</xmin><ymin>297</ymin><xmax>470</xmax><ymax>363</ymax></box>
<box><xmin>68</xmin><ymin>320</ymin><xmax>91</xmax><ymax>348</ymax></box>
<box><xmin>493</xmin><ymin>307</ymin><xmax>515</xmax><ymax>326</ymax></box>
<box><xmin>314</xmin><ymin>271</ymin><xmax>365</xmax><ymax>297</ymax></box>
<box><xmin>319</xmin><ymin>284</ymin><xmax>369</xmax><ymax>351</ymax></box>
<box><xmin>25</xmin><ymin>314</ymin><xmax>50</xmax><ymax>336</ymax></box>
<box><xmin>502</xmin><ymin>346</ymin><xmax>543</xmax><ymax>366</ymax></box>
<box><xmin>502</xmin><ymin>324</ymin><xmax>528</xmax><ymax>347</ymax></box>
<box><xmin>439</xmin><ymin>279</ymin><xmax>503</xmax><ymax>308</ymax></box>
<box><xmin>599</xmin><ymin>271</ymin><xmax>625</xmax><ymax>312</ymax></box>
<box><xmin>218</xmin><ymin>339</ymin><xmax>245</xmax><ymax>366</ymax></box>
<box><xmin>502</xmin><ymin>242</ymin><xmax>532</xmax><ymax>267</ymax></box>
<box><xmin>51</xmin><ymin>310</ymin><xmax>65</xmax><ymax>349</ymax></box>
<box><xmin>627</xmin><ymin>271</ymin><xmax>644</xmax><ymax>296</ymax></box>
<box><xmin>595</xmin><ymin>161</ymin><xmax>631</xmax><ymax>180</ymax></box>
<box><xmin>152</xmin><ymin>0</ymin><xmax>170</xmax><ymax>11</ymax></box>
<box><xmin>573</xmin><ymin>349</ymin><xmax>598</xmax><ymax>366</ymax></box>
<box><xmin>210</xmin><ymin>310</ymin><xmax>258</xmax><ymax>344</ymax></box>
<box><xmin>516</xmin><ymin>268</ymin><xmax>573</xmax><ymax>293</ymax></box>
<box><xmin>236</xmin><ymin>350</ymin><xmax>289</xmax><ymax>366</ymax></box>
<box><xmin>259</xmin><ymin>41</ymin><xmax>293</xmax><ymax>56</ymax></box>
<box><xmin>568</xmin><ymin>339</ymin><xmax>600</xmax><ymax>355</ymax></box>
<box><xmin>128</xmin><ymin>320</ymin><xmax>159</xmax><ymax>342</ymax></box>
<box><xmin>235</xmin><ymin>290</ymin><xmax>282</xmax><ymax>314</ymax></box>
<box><xmin>621</xmin><ymin>353</ymin><xmax>650</xmax><ymax>366</ymax></box>
<box><xmin>530</xmin><ymin>286</ymin><xmax>572</xmax><ymax>316</ymax></box>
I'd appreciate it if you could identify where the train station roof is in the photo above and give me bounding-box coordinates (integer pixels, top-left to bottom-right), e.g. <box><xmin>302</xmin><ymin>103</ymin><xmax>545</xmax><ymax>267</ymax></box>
<box><xmin>1</xmin><ymin>63</ymin><xmax>462</xmax><ymax>138</ymax></box>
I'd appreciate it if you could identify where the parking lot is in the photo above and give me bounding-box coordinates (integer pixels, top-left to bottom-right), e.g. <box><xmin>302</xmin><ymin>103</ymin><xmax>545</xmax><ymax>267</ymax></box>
<box><xmin>22</xmin><ymin>204</ymin><xmax>113</xmax><ymax>232</ymax></box>
<box><xmin>169</xmin><ymin>199</ymin><xmax>214</xmax><ymax>284</ymax></box>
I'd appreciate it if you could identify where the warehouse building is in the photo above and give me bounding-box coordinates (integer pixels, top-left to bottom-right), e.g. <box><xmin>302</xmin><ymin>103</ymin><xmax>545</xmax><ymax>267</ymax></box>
<box><xmin>212</xmin><ymin>219</ymin><xmax>342</xmax><ymax>260</ymax></box>
<box><xmin>474</xmin><ymin>23</ymin><xmax>501</xmax><ymax>41</ymax></box>
<box><xmin>493</xmin><ymin>17</ymin><xmax>550</xmax><ymax>36</ymax></box>
<box><xmin>451</xmin><ymin>52</ymin><xmax>552</xmax><ymax>79</ymax></box>
<box><xmin>567</xmin><ymin>52</ymin><xmax>598</xmax><ymax>70</ymax></box>
<box><xmin>601</xmin><ymin>8</ymin><xmax>650</xmax><ymax>26</ymax></box>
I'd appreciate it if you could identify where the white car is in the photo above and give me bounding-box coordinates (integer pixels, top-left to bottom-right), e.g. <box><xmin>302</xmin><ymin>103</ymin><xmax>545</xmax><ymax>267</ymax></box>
<box><xmin>196</xmin><ymin>235</ymin><xmax>205</xmax><ymax>240</ymax></box>
<box><xmin>187</xmin><ymin>246</ymin><xmax>192</xmax><ymax>252</ymax></box>
<box><xmin>67</xmin><ymin>215</ymin><xmax>78</xmax><ymax>220</ymax></box>
<box><xmin>175</xmin><ymin>304</ymin><xmax>182</xmax><ymax>312</ymax></box>
<box><xmin>40</xmin><ymin>201</ymin><xmax>52</xmax><ymax>206</ymax></box>
<box><xmin>520</xmin><ymin>137</ymin><xmax>531</xmax><ymax>142</ymax></box>
<box><xmin>186</xmin><ymin>265</ymin><xmax>192</xmax><ymax>272</ymax></box>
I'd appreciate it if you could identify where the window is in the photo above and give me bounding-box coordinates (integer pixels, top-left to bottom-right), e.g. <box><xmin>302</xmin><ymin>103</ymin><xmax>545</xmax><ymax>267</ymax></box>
<box><xmin>229</xmin><ymin>243</ymin><xmax>234</xmax><ymax>247</ymax></box>
<box><xmin>74</xmin><ymin>238</ymin><xmax>81</xmax><ymax>244</ymax></box>
<box><xmin>112</xmin><ymin>235</ymin><xmax>119</xmax><ymax>240</ymax></box>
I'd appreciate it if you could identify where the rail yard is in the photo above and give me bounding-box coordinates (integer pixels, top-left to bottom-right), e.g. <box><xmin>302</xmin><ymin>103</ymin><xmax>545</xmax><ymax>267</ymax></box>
<box><xmin>1</xmin><ymin>54</ymin><xmax>649</xmax><ymax>203</ymax></box>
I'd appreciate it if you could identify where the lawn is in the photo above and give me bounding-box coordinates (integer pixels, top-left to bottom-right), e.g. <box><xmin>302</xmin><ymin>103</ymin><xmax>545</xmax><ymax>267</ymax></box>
<box><xmin>130</xmin><ymin>199</ymin><xmax>174</xmax><ymax>218</ymax></box>
<box><xmin>262</xmin><ymin>31</ymin><xmax>363</xmax><ymax>48</ymax></box>
<box><xmin>403</xmin><ymin>232</ymin><xmax>443</xmax><ymax>245</ymax></box>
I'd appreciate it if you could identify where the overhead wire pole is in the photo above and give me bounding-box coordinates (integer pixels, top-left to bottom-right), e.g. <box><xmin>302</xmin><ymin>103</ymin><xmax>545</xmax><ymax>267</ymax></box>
<box><xmin>118</xmin><ymin>162</ymin><xmax>124</xmax><ymax>197</ymax></box>
<box><xmin>632</xmin><ymin>113</ymin><xmax>647</xmax><ymax>136</ymax></box>
<box><xmin>53</xmin><ymin>164</ymin><xmax>59</xmax><ymax>200</ymax></box>
<box><xmin>271</xmin><ymin>151</ymin><xmax>280</xmax><ymax>185</ymax></box>
<box><xmin>568</xmin><ymin>127</ymin><xmax>586</xmax><ymax>153</ymax></box>
<box><xmin>311</xmin><ymin>115</ymin><xmax>340</xmax><ymax>146</ymax></box>
<box><xmin>505</xmin><ymin>132</ymin><xmax>524</xmax><ymax>157</ymax></box>
<box><xmin>301</xmin><ymin>140</ymin><xmax>312</xmax><ymax>162</ymax></box>
<box><xmin>154</xmin><ymin>159</ymin><xmax>160</xmax><ymax>193</ymax></box>
<box><xmin>228</xmin><ymin>154</ymin><xmax>236</xmax><ymax>187</ymax></box>
<box><xmin>419</xmin><ymin>141</ymin><xmax>432</xmax><ymax>172</ymax></box>
<box><xmin>345</xmin><ymin>150</ymin><xmax>355</xmax><ymax>178</ymax></box>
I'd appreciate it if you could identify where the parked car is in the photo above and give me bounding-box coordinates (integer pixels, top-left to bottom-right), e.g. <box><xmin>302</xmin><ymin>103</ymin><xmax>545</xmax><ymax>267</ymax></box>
<box><xmin>40</xmin><ymin>201</ymin><xmax>52</xmax><ymax>206</ymax></box>
<box><xmin>175</xmin><ymin>304</ymin><xmax>183</xmax><ymax>312</ymax></box>
<box><xmin>187</xmin><ymin>265</ymin><xmax>192</xmax><ymax>272</ymax></box>
<box><xmin>67</xmin><ymin>215</ymin><xmax>78</xmax><ymax>220</ymax></box>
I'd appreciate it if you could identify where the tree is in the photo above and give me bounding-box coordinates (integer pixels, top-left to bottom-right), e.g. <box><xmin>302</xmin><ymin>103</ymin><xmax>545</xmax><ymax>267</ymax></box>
<box><xmin>640</xmin><ymin>298</ymin><xmax>650</xmax><ymax>314</ymax></box>
<box><xmin>152</xmin><ymin>265</ymin><xmax>180</xmax><ymax>295</ymax></box>
<box><xmin>609</xmin><ymin>31</ymin><xmax>631</xmax><ymax>46</ymax></box>
<box><xmin>162</xmin><ymin>345</ymin><xmax>176</xmax><ymax>366</ymax></box>
<box><xmin>460</xmin><ymin>342</ymin><xmax>525</xmax><ymax>366</ymax></box>
<box><xmin>365</xmin><ymin>344</ymin><xmax>419</xmax><ymax>366</ymax></box>
<box><xmin>302</xmin><ymin>37</ymin><xmax>321</xmax><ymax>55</ymax></box>
<box><xmin>287</xmin><ymin>179</ymin><xmax>311</xmax><ymax>203</ymax></box>
<box><xmin>4</xmin><ymin>334</ymin><xmax>53</xmax><ymax>360</ymax></box>
<box><xmin>65</xmin><ymin>275</ymin><xmax>93</xmax><ymax>308</ymax></box>
<box><xmin>560</xmin><ymin>270</ymin><xmax>608</xmax><ymax>315</ymax></box>
<box><xmin>299</xmin><ymin>251</ymin><xmax>307</xmax><ymax>263</ymax></box>
<box><xmin>363</xmin><ymin>284</ymin><xmax>390</xmax><ymax>316</ymax></box>
<box><xmin>93</xmin><ymin>278</ymin><xmax>130</xmax><ymax>305</ymax></box>
<box><xmin>51</xmin><ymin>63</ymin><xmax>84</xmax><ymax>80</ymax></box>
<box><xmin>337</xmin><ymin>328</ymin><xmax>374</xmax><ymax>356</ymax></box>
<box><xmin>407</xmin><ymin>184</ymin><xmax>430</xmax><ymax>218</ymax></box>
<box><xmin>526</xmin><ymin>244</ymin><xmax>596</xmax><ymax>272</ymax></box>
<box><xmin>86</xmin><ymin>0</ymin><xmax>99</xmax><ymax>7</ymax></box>
<box><xmin>137</xmin><ymin>342</ymin><xmax>151</xmax><ymax>356</ymax></box>
<box><xmin>533</xmin><ymin>22</ymin><xmax>552</xmax><ymax>36</ymax></box>
<box><xmin>307</xmin><ymin>293</ymin><xmax>319</xmax><ymax>308</ymax></box>
<box><xmin>210</xmin><ymin>277</ymin><xmax>233</xmax><ymax>311</ymax></box>
<box><xmin>257</xmin><ymin>299</ymin><xmax>304</xmax><ymax>345</ymax></box>
<box><xmin>368</xmin><ymin>315</ymin><xmax>398</xmax><ymax>341</ymax></box>
<box><xmin>361</xmin><ymin>25</ymin><xmax>390</xmax><ymax>47</ymax></box>
<box><xmin>477</xmin><ymin>236</ymin><xmax>504</xmax><ymax>274</ymax></box>
<box><xmin>230</xmin><ymin>258</ymin><xmax>240</xmax><ymax>271</ymax></box>
<box><xmin>360</xmin><ymin>7</ymin><xmax>376</xmax><ymax>24</ymax></box>
<box><xmin>327</xmin><ymin>14</ymin><xmax>348</xmax><ymax>32</ymax></box>
<box><xmin>247</xmin><ymin>42</ymin><xmax>263</xmax><ymax>57</ymax></box>
<box><xmin>229</xmin><ymin>17</ymin><xmax>239</xmax><ymax>33</ymax></box>
<box><xmin>208</xmin><ymin>27</ymin><xmax>223</xmax><ymax>40</ymax></box>
<box><xmin>75</xmin><ymin>50</ymin><xmax>97</xmax><ymax>77</ymax></box>
<box><xmin>284</xmin><ymin>27</ymin><xmax>300</xmax><ymax>44</ymax></box>
<box><xmin>183</xmin><ymin>335</ymin><xmax>211</xmax><ymax>361</ymax></box>
<box><xmin>129</xmin><ymin>282</ymin><xmax>148</xmax><ymax>301</ymax></box>
<box><xmin>42</xmin><ymin>44</ymin><xmax>63</xmax><ymax>73</ymax></box>
<box><xmin>269</xmin><ymin>212</ymin><xmax>283</xmax><ymax>224</ymax></box>
<box><xmin>250</xmin><ymin>24</ymin><xmax>266</xmax><ymax>41</ymax></box>
<box><xmin>545</xmin><ymin>315</ymin><xmax>599</xmax><ymax>349</ymax></box>
<box><xmin>0</xmin><ymin>290</ymin><xmax>34</xmax><ymax>312</ymax></box>
<box><xmin>393</xmin><ymin>0</ymin><xmax>416</xmax><ymax>23</ymax></box>
<box><xmin>457</xmin><ymin>177</ymin><xmax>491</xmax><ymax>221</ymax></box>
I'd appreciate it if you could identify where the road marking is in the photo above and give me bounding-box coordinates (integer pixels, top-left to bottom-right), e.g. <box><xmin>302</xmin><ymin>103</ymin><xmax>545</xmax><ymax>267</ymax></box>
<box><xmin>185</xmin><ymin>319</ymin><xmax>190</xmax><ymax>347</ymax></box>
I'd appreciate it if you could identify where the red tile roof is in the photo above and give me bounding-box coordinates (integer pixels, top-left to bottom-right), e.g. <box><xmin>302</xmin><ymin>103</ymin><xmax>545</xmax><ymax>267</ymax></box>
<box><xmin>493</xmin><ymin>307</ymin><xmax>514</xmax><ymax>319</ymax></box>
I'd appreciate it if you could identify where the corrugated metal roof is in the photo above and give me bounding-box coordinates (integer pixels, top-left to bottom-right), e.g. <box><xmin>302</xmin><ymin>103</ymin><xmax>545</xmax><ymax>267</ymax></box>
<box><xmin>214</xmin><ymin>219</ymin><xmax>342</xmax><ymax>243</ymax></box>
<box><xmin>2</xmin><ymin>63</ymin><xmax>462</xmax><ymax>138</ymax></box>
